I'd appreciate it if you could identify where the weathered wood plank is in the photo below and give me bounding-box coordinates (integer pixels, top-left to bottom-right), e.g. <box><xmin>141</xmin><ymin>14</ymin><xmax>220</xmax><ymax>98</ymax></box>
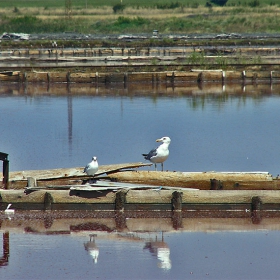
<box><xmin>106</xmin><ymin>170</ymin><xmax>273</xmax><ymax>188</ymax></box>
<box><xmin>0</xmin><ymin>189</ymin><xmax>116</xmax><ymax>204</ymax></box>
<box><xmin>2</xmin><ymin>188</ymin><xmax>280</xmax><ymax>205</ymax></box>
<box><xmin>68</xmin><ymin>181</ymin><xmax>198</xmax><ymax>192</ymax></box>
<box><xmin>8</xmin><ymin>162</ymin><xmax>152</xmax><ymax>181</ymax></box>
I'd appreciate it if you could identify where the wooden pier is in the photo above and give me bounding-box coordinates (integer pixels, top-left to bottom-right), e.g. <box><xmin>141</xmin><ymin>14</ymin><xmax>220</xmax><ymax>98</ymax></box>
<box><xmin>1</xmin><ymin>163</ymin><xmax>280</xmax><ymax>212</ymax></box>
<box><xmin>1</xmin><ymin>69</ymin><xmax>280</xmax><ymax>85</ymax></box>
<box><xmin>1</xmin><ymin>43</ymin><xmax>280</xmax><ymax>85</ymax></box>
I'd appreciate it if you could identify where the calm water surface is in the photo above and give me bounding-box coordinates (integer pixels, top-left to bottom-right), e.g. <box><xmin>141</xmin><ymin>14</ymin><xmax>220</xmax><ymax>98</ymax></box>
<box><xmin>1</xmin><ymin>82</ymin><xmax>280</xmax><ymax>175</ymax></box>
<box><xmin>1</xmin><ymin>82</ymin><xmax>280</xmax><ymax>279</ymax></box>
<box><xmin>1</xmin><ymin>215</ymin><xmax>280</xmax><ymax>280</ymax></box>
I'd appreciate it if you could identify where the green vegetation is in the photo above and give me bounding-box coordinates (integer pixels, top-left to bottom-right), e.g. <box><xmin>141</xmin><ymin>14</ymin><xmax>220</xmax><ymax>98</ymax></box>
<box><xmin>185</xmin><ymin>51</ymin><xmax>263</xmax><ymax>70</ymax></box>
<box><xmin>0</xmin><ymin>1</ymin><xmax>280</xmax><ymax>34</ymax></box>
<box><xmin>113</xmin><ymin>3</ymin><xmax>125</xmax><ymax>13</ymax></box>
<box><xmin>0</xmin><ymin>0</ymin><xmax>206</xmax><ymax>8</ymax></box>
<box><xmin>0</xmin><ymin>0</ymin><xmax>279</xmax><ymax>9</ymax></box>
<box><xmin>210</xmin><ymin>0</ymin><xmax>229</xmax><ymax>6</ymax></box>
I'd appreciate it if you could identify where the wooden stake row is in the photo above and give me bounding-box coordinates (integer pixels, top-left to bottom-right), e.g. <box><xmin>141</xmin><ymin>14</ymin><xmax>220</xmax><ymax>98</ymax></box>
<box><xmin>1</xmin><ymin>70</ymin><xmax>280</xmax><ymax>84</ymax></box>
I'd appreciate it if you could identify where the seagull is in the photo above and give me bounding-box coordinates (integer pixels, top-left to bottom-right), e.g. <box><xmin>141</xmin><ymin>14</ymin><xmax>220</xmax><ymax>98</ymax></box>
<box><xmin>5</xmin><ymin>204</ymin><xmax>15</xmax><ymax>219</ymax></box>
<box><xmin>5</xmin><ymin>203</ymin><xmax>14</xmax><ymax>214</ymax></box>
<box><xmin>84</xmin><ymin>234</ymin><xmax>99</xmax><ymax>264</ymax></box>
<box><xmin>84</xmin><ymin>156</ymin><xmax>99</xmax><ymax>176</ymax></box>
<box><xmin>142</xmin><ymin>136</ymin><xmax>171</xmax><ymax>171</ymax></box>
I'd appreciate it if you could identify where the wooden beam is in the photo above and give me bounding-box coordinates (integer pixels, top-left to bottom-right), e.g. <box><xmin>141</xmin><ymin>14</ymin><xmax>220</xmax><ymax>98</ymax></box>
<box><xmin>8</xmin><ymin>162</ymin><xmax>152</xmax><ymax>181</ymax></box>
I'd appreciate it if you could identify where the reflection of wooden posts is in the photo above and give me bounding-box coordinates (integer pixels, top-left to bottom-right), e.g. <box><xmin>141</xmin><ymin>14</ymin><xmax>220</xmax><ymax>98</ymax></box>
<box><xmin>115</xmin><ymin>190</ymin><xmax>127</xmax><ymax>211</ymax></box>
<box><xmin>115</xmin><ymin>190</ymin><xmax>127</xmax><ymax>230</ymax></box>
<box><xmin>251</xmin><ymin>196</ymin><xmax>262</xmax><ymax>224</ymax></box>
<box><xmin>0</xmin><ymin>152</ymin><xmax>9</xmax><ymax>189</ymax></box>
<box><xmin>0</xmin><ymin>232</ymin><xmax>9</xmax><ymax>267</ymax></box>
<box><xmin>172</xmin><ymin>191</ymin><xmax>182</xmax><ymax>229</ymax></box>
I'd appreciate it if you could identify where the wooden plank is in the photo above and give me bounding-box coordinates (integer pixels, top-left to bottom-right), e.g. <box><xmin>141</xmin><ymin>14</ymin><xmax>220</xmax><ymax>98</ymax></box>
<box><xmin>24</xmin><ymin>71</ymin><xmax>48</xmax><ymax>82</ymax></box>
<box><xmin>128</xmin><ymin>72</ymin><xmax>154</xmax><ymax>82</ymax></box>
<box><xmin>198</xmin><ymin>71</ymin><xmax>223</xmax><ymax>82</ymax></box>
<box><xmin>69</xmin><ymin>72</ymin><xmax>97</xmax><ymax>83</ymax></box>
<box><xmin>69</xmin><ymin>181</ymin><xmax>199</xmax><ymax>192</ymax></box>
<box><xmin>224</xmin><ymin>71</ymin><xmax>242</xmax><ymax>81</ymax></box>
<box><xmin>106</xmin><ymin>171</ymin><xmax>273</xmax><ymax>188</ymax></box>
<box><xmin>0</xmin><ymin>189</ymin><xmax>116</xmax><ymax>204</ymax></box>
<box><xmin>25</xmin><ymin>180</ymin><xmax>199</xmax><ymax>192</ymax></box>
<box><xmin>126</xmin><ymin>189</ymin><xmax>280</xmax><ymax>204</ymax></box>
<box><xmin>8</xmin><ymin>162</ymin><xmax>152</xmax><ymax>181</ymax></box>
<box><xmin>48</xmin><ymin>72</ymin><xmax>68</xmax><ymax>83</ymax></box>
<box><xmin>2</xmin><ymin>188</ymin><xmax>280</xmax><ymax>205</ymax></box>
<box><xmin>0</xmin><ymin>71</ymin><xmax>20</xmax><ymax>82</ymax></box>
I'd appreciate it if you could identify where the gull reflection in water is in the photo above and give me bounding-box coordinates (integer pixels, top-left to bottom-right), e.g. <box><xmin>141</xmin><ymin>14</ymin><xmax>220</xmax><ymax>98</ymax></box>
<box><xmin>84</xmin><ymin>234</ymin><xmax>99</xmax><ymax>264</ymax></box>
<box><xmin>143</xmin><ymin>232</ymin><xmax>171</xmax><ymax>270</ymax></box>
<box><xmin>4</xmin><ymin>204</ymin><xmax>15</xmax><ymax>220</ymax></box>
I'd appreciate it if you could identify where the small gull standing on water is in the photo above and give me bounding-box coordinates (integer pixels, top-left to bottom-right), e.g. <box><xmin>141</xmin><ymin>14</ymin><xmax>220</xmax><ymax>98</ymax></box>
<box><xmin>84</xmin><ymin>156</ymin><xmax>99</xmax><ymax>176</ymax></box>
<box><xmin>142</xmin><ymin>136</ymin><xmax>171</xmax><ymax>171</ymax></box>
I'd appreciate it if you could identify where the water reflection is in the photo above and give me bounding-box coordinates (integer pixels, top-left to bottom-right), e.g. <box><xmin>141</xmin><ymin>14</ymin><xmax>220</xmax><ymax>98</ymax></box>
<box><xmin>2</xmin><ymin>211</ymin><xmax>280</xmax><ymax>279</ymax></box>
<box><xmin>84</xmin><ymin>234</ymin><xmax>99</xmax><ymax>264</ymax></box>
<box><xmin>143</xmin><ymin>232</ymin><xmax>171</xmax><ymax>270</ymax></box>
<box><xmin>1</xmin><ymin>82</ymin><xmax>280</xmax><ymax>176</ymax></box>
<box><xmin>0</xmin><ymin>232</ymin><xmax>9</xmax><ymax>267</ymax></box>
<box><xmin>67</xmin><ymin>91</ymin><xmax>73</xmax><ymax>149</ymax></box>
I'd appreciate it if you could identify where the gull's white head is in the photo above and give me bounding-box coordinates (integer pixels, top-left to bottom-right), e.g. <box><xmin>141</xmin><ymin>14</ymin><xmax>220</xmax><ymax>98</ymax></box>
<box><xmin>92</xmin><ymin>156</ymin><xmax>97</xmax><ymax>162</ymax></box>
<box><xmin>156</xmin><ymin>137</ymin><xmax>171</xmax><ymax>145</ymax></box>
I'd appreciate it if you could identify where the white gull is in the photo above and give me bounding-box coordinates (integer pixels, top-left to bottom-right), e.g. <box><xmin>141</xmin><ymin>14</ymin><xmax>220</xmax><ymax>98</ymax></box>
<box><xmin>142</xmin><ymin>136</ymin><xmax>171</xmax><ymax>171</ymax></box>
<box><xmin>84</xmin><ymin>156</ymin><xmax>99</xmax><ymax>176</ymax></box>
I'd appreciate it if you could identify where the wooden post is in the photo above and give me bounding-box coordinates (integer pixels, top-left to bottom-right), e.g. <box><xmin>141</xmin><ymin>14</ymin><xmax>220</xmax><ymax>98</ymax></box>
<box><xmin>242</xmin><ymin>70</ymin><xmax>246</xmax><ymax>82</ymax></box>
<box><xmin>66</xmin><ymin>71</ymin><xmax>71</xmax><ymax>83</ymax></box>
<box><xmin>251</xmin><ymin>196</ymin><xmax>262</xmax><ymax>211</ymax></box>
<box><xmin>0</xmin><ymin>152</ymin><xmax>9</xmax><ymax>189</ymax></box>
<box><xmin>44</xmin><ymin>216</ymin><xmax>54</xmax><ymax>229</ymax></box>
<box><xmin>210</xmin><ymin>179</ymin><xmax>223</xmax><ymax>190</ymax></box>
<box><xmin>0</xmin><ymin>232</ymin><xmax>9</xmax><ymax>266</ymax></box>
<box><xmin>44</xmin><ymin>192</ymin><xmax>53</xmax><ymax>210</ymax></box>
<box><xmin>115</xmin><ymin>190</ymin><xmax>127</xmax><ymax>211</ymax></box>
<box><xmin>27</xmin><ymin>177</ymin><xmax>37</xmax><ymax>188</ymax></box>
<box><xmin>3</xmin><ymin>159</ymin><xmax>9</xmax><ymax>189</ymax></box>
<box><xmin>172</xmin><ymin>191</ymin><xmax>182</xmax><ymax>229</ymax></box>
<box><xmin>251</xmin><ymin>196</ymin><xmax>262</xmax><ymax>224</ymax></box>
<box><xmin>95</xmin><ymin>72</ymin><xmax>98</xmax><ymax>86</ymax></box>
<box><xmin>115</xmin><ymin>212</ymin><xmax>127</xmax><ymax>230</ymax></box>
<box><xmin>172</xmin><ymin>191</ymin><xmax>182</xmax><ymax>211</ymax></box>
<box><xmin>171</xmin><ymin>71</ymin><xmax>175</xmax><ymax>86</ymax></box>
<box><xmin>124</xmin><ymin>72</ymin><xmax>128</xmax><ymax>88</ymax></box>
<box><xmin>172</xmin><ymin>211</ymin><xmax>182</xmax><ymax>230</ymax></box>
